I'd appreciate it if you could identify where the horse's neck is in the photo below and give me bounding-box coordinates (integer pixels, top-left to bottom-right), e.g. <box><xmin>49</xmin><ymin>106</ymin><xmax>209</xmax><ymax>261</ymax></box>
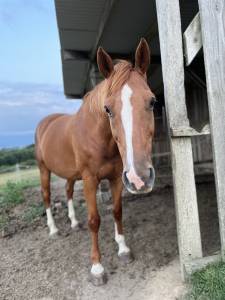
<box><xmin>76</xmin><ymin>101</ymin><xmax>113</xmax><ymax>143</ymax></box>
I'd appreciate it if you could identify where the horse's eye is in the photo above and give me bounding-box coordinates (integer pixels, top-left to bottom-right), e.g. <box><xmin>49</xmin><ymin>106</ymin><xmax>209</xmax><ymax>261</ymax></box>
<box><xmin>149</xmin><ymin>97</ymin><xmax>157</xmax><ymax>110</ymax></box>
<box><xmin>104</xmin><ymin>105</ymin><xmax>113</xmax><ymax>117</ymax></box>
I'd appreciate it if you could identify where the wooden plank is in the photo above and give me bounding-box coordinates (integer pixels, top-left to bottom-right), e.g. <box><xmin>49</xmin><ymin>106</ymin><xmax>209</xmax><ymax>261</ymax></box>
<box><xmin>171</xmin><ymin>124</ymin><xmax>210</xmax><ymax>137</ymax></box>
<box><xmin>155</xmin><ymin>0</ymin><xmax>203</xmax><ymax>279</ymax></box>
<box><xmin>85</xmin><ymin>0</ymin><xmax>116</xmax><ymax>91</ymax></box>
<box><xmin>198</xmin><ymin>0</ymin><xmax>225</xmax><ymax>259</ymax></box>
<box><xmin>183</xmin><ymin>13</ymin><xmax>203</xmax><ymax>66</ymax></box>
<box><xmin>171</xmin><ymin>138</ymin><xmax>203</xmax><ymax>279</ymax></box>
<box><xmin>90</xmin><ymin>0</ymin><xmax>116</xmax><ymax>60</ymax></box>
<box><xmin>155</xmin><ymin>4</ymin><xmax>189</xmax><ymax>128</ymax></box>
<box><xmin>184</xmin><ymin>254</ymin><xmax>221</xmax><ymax>275</ymax></box>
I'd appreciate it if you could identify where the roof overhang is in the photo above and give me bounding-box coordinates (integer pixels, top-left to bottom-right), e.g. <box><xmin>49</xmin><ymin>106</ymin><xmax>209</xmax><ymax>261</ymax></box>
<box><xmin>55</xmin><ymin>0</ymin><xmax>199</xmax><ymax>99</ymax></box>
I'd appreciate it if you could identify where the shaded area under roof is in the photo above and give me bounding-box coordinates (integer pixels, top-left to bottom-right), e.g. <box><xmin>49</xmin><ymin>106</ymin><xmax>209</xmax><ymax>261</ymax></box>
<box><xmin>55</xmin><ymin>0</ymin><xmax>199</xmax><ymax>99</ymax></box>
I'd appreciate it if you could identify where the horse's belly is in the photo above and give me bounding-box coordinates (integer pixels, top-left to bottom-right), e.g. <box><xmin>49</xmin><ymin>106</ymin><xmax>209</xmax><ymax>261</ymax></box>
<box><xmin>42</xmin><ymin>146</ymin><xmax>78</xmax><ymax>179</ymax></box>
<box><xmin>40</xmin><ymin>128</ymin><xmax>80</xmax><ymax>179</ymax></box>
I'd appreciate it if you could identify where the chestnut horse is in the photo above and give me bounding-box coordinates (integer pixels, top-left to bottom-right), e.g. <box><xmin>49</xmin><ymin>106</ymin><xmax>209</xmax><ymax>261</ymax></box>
<box><xmin>35</xmin><ymin>38</ymin><xmax>156</xmax><ymax>285</ymax></box>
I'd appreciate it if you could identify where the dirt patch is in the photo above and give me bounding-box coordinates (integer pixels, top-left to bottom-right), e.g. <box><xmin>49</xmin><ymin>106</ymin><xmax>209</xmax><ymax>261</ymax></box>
<box><xmin>0</xmin><ymin>178</ymin><xmax>218</xmax><ymax>300</ymax></box>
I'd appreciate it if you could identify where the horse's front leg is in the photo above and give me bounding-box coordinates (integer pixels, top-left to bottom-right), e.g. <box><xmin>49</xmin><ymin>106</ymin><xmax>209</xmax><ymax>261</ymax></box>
<box><xmin>109</xmin><ymin>177</ymin><xmax>134</xmax><ymax>264</ymax></box>
<box><xmin>83</xmin><ymin>176</ymin><xmax>106</xmax><ymax>286</ymax></box>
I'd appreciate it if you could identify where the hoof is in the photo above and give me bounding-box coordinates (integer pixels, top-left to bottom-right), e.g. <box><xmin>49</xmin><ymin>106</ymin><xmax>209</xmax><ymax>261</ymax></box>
<box><xmin>49</xmin><ymin>230</ymin><xmax>59</xmax><ymax>239</ymax></box>
<box><xmin>118</xmin><ymin>251</ymin><xmax>134</xmax><ymax>264</ymax></box>
<box><xmin>89</xmin><ymin>272</ymin><xmax>107</xmax><ymax>286</ymax></box>
<box><xmin>71</xmin><ymin>222</ymin><xmax>80</xmax><ymax>231</ymax></box>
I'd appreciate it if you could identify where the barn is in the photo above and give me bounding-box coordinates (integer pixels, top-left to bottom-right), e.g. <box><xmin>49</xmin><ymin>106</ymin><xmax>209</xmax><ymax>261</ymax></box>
<box><xmin>54</xmin><ymin>0</ymin><xmax>225</xmax><ymax>280</ymax></box>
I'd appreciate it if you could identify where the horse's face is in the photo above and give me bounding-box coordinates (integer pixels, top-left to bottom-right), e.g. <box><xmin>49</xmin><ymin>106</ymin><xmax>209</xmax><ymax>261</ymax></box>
<box><xmin>97</xmin><ymin>39</ymin><xmax>156</xmax><ymax>194</ymax></box>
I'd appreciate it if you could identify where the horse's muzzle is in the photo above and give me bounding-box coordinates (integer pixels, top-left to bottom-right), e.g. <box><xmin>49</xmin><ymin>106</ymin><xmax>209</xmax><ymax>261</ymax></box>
<box><xmin>122</xmin><ymin>166</ymin><xmax>155</xmax><ymax>194</ymax></box>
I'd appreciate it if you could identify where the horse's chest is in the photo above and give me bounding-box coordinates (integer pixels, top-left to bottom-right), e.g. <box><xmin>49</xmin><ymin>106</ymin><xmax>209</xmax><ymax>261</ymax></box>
<box><xmin>96</xmin><ymin>157</ymin><xmax>122</xmax><ymax>180</ymax></box>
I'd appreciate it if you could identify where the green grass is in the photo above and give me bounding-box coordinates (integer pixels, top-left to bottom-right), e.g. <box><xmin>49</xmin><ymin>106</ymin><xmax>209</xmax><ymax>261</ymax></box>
<box><xmin>0</xmin><ymin>179</ymin><xmax>40</xmax><ymax>209</ymax></box>
<box><xmin>0</xmin><ymin>213</ymin><xmax>9</xmax><ymax>231</ymax></box>
<box><xmin>23</xmin><ymin>202</ymin><xmax>45</xmax><ymax>223</ymax></box>
<box><xmin>0</xmin><ymin>180</ymin><xmax>37</xmax><ymax>230</ymax></box>
<box><xmin>0</xmin><ymin>171</ymin><xmax>41</xmax><ymax>230</ymax></box>
<box><xmin>0</xmin><ymin>167</ymin><xmax>59</xmax><ymax>230</ymax></box>
<box><xmin>0</xmin><ymin>167</ymin><xmax>39</xmax><ymax>186</ymax></box>
<box><xmin>186</xmin><ymin>262</ymin><xmax>225</xmax><ymax>300</ymax></box>
<box><xmin>0</xmin><ymin>181</ymin><xmax>25</xmax><ymax>208</ymax></box>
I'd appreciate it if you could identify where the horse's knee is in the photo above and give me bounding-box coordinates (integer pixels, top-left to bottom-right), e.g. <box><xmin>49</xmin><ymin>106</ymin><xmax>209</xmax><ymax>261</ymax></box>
<box><xmin>88</xmin><ymin>215</ymin><xmax>100</xmax><ymax>232</ymax></box>
<box><xmin>41</xmin><ymin>189</ymin><xmax>50</xmax><ymax>200</ymax></box>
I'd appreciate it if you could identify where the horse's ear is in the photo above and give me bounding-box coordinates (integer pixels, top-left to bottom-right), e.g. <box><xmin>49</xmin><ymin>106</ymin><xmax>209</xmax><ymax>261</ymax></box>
<box><xmin>135</xmin><ymin>38</ymin><xmax>150</xmax><ymax>74</ymax></box>
<box><xmin>97</xmin><ymin>47</ymin><xmax>114</xmax><ymax>78</ymax></box>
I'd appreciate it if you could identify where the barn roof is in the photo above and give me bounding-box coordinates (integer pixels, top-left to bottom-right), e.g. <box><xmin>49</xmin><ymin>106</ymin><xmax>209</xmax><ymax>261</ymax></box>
<box><xmin>55</xmin><ymin>0</ymin><xmax>199</xmax><ymax>99</ymax></box>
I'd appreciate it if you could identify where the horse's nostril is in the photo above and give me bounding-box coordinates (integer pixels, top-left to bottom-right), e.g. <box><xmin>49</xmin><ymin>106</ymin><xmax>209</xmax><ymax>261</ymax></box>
<box><xmin>122</xmin><ymin>171</ymin><xmax>129</xmax><ymax>185</ymax></box>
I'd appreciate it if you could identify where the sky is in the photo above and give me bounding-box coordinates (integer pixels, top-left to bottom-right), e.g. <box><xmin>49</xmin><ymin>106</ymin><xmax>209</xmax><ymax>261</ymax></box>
<box><xmin>0</xmin><ymin>0</ymin><xmax>82</xmax><ymax>148</ymax></box>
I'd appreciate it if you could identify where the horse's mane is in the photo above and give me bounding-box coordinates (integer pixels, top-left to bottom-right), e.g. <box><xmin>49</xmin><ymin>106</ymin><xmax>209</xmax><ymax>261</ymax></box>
<box><xmin>83</xmin><ymin>60</ymin><xmax>133</xmax><ymax>114</ymax></box>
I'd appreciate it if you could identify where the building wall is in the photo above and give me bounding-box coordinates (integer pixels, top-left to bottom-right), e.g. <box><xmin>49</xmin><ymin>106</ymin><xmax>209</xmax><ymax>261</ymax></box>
<box><xmin>152</xmin><ymin>82</ymin><xmax>212</xmax><ymax>168</ymax></box>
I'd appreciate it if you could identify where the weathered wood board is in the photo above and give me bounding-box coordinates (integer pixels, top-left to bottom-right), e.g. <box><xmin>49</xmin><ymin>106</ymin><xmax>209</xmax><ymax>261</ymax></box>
<box><xmin>198</xmin><ymin>0</ymin><xmax>225</xmax><ymax>258</ymax></box>
<box><xmin>171</xmin><ymin>124</ymin><xmax>210</xmax><ymax>137</ymax></box>
<box><xmin>183</xmin><ymin>13</ymin><xmax>202</xmax><ymax>66</ymax></box>
<box><xmin>184</xmin><ymin>254</ymin><xmax>221</xmax><ymax>275</ymax></box>
<box><xmin>155</xmin><ymin>0</ymin><xmax>203</xmax><ymax>279</ymax></box>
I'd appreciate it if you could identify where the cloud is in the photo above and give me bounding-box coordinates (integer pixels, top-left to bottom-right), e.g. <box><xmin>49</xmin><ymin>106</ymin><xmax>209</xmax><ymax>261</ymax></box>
<box><xmin>0</xmin><ymin>130</ymin><xmax>34</xmax><ymax>136</ymax></box>
<box><xmin>0</xmin><ymin>81</ymin><xmax>82</xmax><ymax>147</ymax></box>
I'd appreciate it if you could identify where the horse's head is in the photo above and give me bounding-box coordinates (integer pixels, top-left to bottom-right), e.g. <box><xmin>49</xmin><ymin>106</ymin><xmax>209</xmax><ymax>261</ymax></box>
<box><xmin>97</xmin><ymin>38</ymin><xmax>156</xmax><ymax>194</ymax></box>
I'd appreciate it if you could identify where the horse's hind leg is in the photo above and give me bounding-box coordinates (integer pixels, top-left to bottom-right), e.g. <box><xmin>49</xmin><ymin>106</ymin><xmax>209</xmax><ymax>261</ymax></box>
<box><xmin>109</xmin><ymin>177</ymin><xmax>133</xmax><ymax>264</ymax></box>
<box><xmin>65</xmin><ymin>179</ymin><xmax>79</xmax><ymax>229</ymax></box>
<box><xmin>39</xmin><ymin>163</ymin><xmax>58</xmax><ymax>236</ymax></box>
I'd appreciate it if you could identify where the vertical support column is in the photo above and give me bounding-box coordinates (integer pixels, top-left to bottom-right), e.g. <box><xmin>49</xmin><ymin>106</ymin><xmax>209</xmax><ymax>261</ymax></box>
<box><xmin>198</xmin><ymin>0</ymin><xmax>225</xmax><ymax>258</ymax></box>
<box><xmin>155</xmin><ymin>0</ymin><xmax>202</xmax><ymax>278</ymax></box>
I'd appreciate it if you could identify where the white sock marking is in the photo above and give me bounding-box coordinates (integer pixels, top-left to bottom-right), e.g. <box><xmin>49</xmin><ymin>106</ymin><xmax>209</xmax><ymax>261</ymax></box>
<box><xmin>91</xmin><ymin>263</ymin><xmax>104</xmax><ymax>276</ymax></box>
<box><xmin>121</xmin><ymin>84</ymin><xmax>144</xmax><ymax>190</ymax></box>
<box><xmin>46</xmin><ymin>208</ymin><xmax>58</xmax><ymax>236</ymax></box>
<box><xmin>115</xmin><ymin>223</ymin><xmax>130</xmax><ymax>255</ymax></box>
<box><xmin>68</xmin><ymin>199</ymin><xmax>78</xmax><ymax>228</ymax></box>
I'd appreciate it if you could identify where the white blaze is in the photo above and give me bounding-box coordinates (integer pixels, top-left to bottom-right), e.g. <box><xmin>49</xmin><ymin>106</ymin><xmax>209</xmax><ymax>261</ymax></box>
<box><xmin>46</xmin><ymin>208</ymin><xmax>58</xmax><ymax>236</ymax></box>
<box><xmin>115</xmin><ymin>223</ymin><xmax>130</xmax><ymax>255</ymax></box>
<box><xmin>121</xmin><ymin>84</ymin><xmax>134</xmax><ymax>169</ymax></box>
<box><xmin>68</xmin><ymin>199</ymin><xmax>78</xmax><ymax>228</ymax></box>
<box><xmin>121</xmin><ymin>84</ymin><xmax>144</xmax><ymax>190</ymax></box>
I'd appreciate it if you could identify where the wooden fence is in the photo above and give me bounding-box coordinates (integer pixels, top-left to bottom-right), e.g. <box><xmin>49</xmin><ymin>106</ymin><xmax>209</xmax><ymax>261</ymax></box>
<box><xmin>155</xmin><ymin>0</ymin><xmax>225</xmax><ymax>279</ymax></box>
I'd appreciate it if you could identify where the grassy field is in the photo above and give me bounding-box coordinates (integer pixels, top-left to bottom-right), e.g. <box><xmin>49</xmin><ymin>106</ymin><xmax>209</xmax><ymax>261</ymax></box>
<box><xmin>0</xmin><ymin>166</ymin><xmax>59</xmax><ymax>231</ymax></box>
<box><xmin>0</xmin><ymin>167</ymin><xmax>40</xmax><ymax>186</ymax></box>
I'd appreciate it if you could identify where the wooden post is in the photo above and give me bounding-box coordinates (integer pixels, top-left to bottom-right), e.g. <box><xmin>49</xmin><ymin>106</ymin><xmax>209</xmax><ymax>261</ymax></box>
<box><xmin>198</xmin><ymin>0</ymin><xmax>225</xmax><ymax>258</ymax></box>
<box><xmin>183</xmin><ymin>13</ymin><xmax>202</xmax><ymax>66</ymax></box>
<box><xmin>155</xmin><ymin>0</ymin><xmax>203</xmax><ymax>278</ymax></box>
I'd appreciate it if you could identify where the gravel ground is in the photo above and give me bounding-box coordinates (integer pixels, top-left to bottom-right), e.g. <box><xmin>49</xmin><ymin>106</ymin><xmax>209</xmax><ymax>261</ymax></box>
<box><xmin>0</xmin><ymin>177</ymin><xmax>219</xmax><ymax>300</ymax></box>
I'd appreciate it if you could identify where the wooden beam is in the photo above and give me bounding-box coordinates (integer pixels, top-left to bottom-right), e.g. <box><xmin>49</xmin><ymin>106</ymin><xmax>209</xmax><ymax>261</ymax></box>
<box><xmin>183</xmin><ymin>13</ymin><xmax>203</xmax><ymax>66</ymax></box>
<box><xmin>171</xmin><ymin>124</ymin><xmax>210</xmax><ymax>137</ymax></box>
<box><xmin>84</xmin><ymin>0</ymin><xmax>116</xmax><ymax>92</ymax></box>
<box><xmin>198</xmin><ymin>0</ymin><xmax>225</xmax><ymax>259</ymax></box>
<box><xmin>184</xmin><ymin>254</ymin><xmax>221</xmax><ymax>275</ymax></box>
<box><xmin>90</xmin><ymin>0</ymin><xmax>116</xmax><ymax>61</ymax></box>
<box><xmin>155</xmin><ymin>0</ymin><xmax>203</xmax><ymax>280</ymax></box>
